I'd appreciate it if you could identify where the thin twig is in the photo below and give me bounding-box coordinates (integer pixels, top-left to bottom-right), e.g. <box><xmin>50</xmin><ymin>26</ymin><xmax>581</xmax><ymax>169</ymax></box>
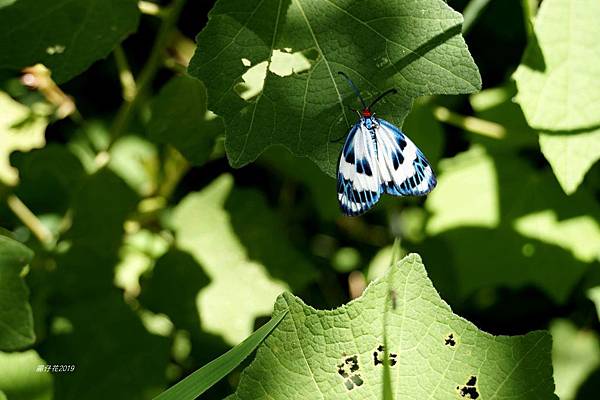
<box><xmin>114</xmin><ymin>45</ymin><xmax>137</xmax><ymax>102</ymax></box>
<box><xmin>6</xmin><ymin>195</ymin><xmax>53</xmax><ymax>245</ymax></box>
<box><xmin>433</xmin><ymin>106</ymin><xmax>506</xmax><ymax>139</ymax></box>
<box><xmin>110</xmin><ymin>0</ymin><xmax>187</xmax><ymax>147</ymax></box>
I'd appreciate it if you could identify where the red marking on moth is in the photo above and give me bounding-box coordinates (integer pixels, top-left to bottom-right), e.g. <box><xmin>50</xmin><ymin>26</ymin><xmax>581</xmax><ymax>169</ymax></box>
<box><xmin>361</xmin><ymin>109</ymin><xmax>371</xmax><ymax>117</ymax></box>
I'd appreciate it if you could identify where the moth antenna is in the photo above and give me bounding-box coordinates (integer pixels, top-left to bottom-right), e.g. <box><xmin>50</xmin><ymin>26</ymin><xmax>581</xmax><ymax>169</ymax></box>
<box><xmin>338</xmin><ymin>71</ymin><xmax>367</xmax><ymax>109</ymax></box>
<box><xmin>368</xmin><ymin>88</ymin><xmax>398</xmax><ymax>109</ymax></box>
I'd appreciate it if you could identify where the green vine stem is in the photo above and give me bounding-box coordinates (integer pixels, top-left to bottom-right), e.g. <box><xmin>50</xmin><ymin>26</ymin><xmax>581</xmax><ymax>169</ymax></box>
<box><xmin>6</xmin><ymin>195</ymin><xmax>53</xmax><ymax>245</ymax></box>
<box><xmin>110</xmin><ymin>0</ymin><xmax>187</xmax><ymax>147</ymax></box>
<box><xmin>433</xmin><ymin>106</ymin><xmax>506</xmax><ymax>139</ymax></box>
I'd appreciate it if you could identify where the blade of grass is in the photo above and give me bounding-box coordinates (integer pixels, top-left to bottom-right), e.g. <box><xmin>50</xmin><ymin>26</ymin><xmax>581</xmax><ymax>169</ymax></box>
<box><xmin>382</xmin><ymin>238</ymin><xmax>402</xmax><ymax>400</ymax></box>
<box><xmin>154</xmin><ymin>310</ymin><xmax>288</xmax><ymax>400</ymax></box>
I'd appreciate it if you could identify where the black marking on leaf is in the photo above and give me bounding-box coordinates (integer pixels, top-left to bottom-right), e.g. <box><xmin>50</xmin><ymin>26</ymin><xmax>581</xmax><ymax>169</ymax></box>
<box><xmin>457</xmin><ymin>376</ymin><xmax>479</xmax><ymax>399</ymax></box>
<box><xmin>373</xmin><ymin>345</ymin><xmax>397</xmax><ymax>367</ymax></box>
<box><xmin>445</xmin><ymin>333</ymin><xmax>456</xmax><ymax>347</ymax></box>
<box><xmin>337</xmin><ymin>365</ymin><xmax>348</xmax><ymax>378</ymax></box>
<box><xmin>338</xmin><ymin>355</ymin><xmax>362</xmax><ymax>390</ymax></box>
<box><xmin>373</xmin><ymin>351</ymin><xmax>381</xmax><ymax>366</ymax></box>
<box><xmin>350</xmin><ymin>374</ymin><xmax>364</xmax><ymax>386</ymax></box>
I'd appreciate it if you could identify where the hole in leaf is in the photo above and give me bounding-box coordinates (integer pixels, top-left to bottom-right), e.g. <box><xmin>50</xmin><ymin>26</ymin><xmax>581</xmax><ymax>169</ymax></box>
<box><xmin>373</xmin><ymin>344</ymin><xmax>397</xmax><ymax>366</ymax></box>
<box><xmin>344</xmin><ymin>380</ymin><xmax>354</xmax><ymax>390</ymax></box>
<box><xmin>350</xmin><ymin>374</ymin><xmax>364</xmax><ymax>387</ymax></box>
<box><xmin>269</xmin><ymin>49</ymin><xmax>312</xmax><ymax>77</ymax></box>
<box><xmin>234</xmin><ymin>61</ymin><xmax>268</xmax><ymax>101</ymax></box>
<box><xmin>445</xmin><ymin>333</ymin><xmax>457</xmax><ymax>347</ymax></box>
<box><xmin>337</xmin><ymin>355</ymin><xmax>362</xmax><ymax>390</ymax></box>
<box><xmin>457</xmin><ymin>376</ymin><xmax>479</xmax><ymax>399</ymax></box>
<box><xmin>235</xmin><ymin>49</ymin><xmax>313</xmax><ymax>100</ymax></box>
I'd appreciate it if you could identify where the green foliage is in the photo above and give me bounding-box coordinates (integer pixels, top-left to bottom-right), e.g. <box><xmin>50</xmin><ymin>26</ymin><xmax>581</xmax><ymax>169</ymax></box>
<box><xmin>229</xmin><ymin>254</ymin><xmax>555</xmax><ymax>399</ymax></box>
<box><xmin>0</xmin><ymin>0</ymin><xmax>140</xmax><ymax>83</ymax></box>
<box><xmin>149</xmin><ymin>75</ymin><xmax>223</xmax><ymax>166</ymax></box>
<box><xmin>514</xmin><ymin>0</ymin><xmax>600</xmax><ymax>131</ymax></box>
<box><xmin>423</xmin><ymin>147</ymin><xmax>600</xmax><ymax>303</ymax></box>
<box><xmin>169</xmin><ymin>174</ymin><xmax>317</xmax><ymax>344</ymax></box>
<box><xmin>1</xmin><ymin>0</ymin><xmax>600</xmax><ymax>398</ymax></box>
<box><xmin>0</xmin><ymin>92</ymin><xmax>47</xmax><ymax>185</ymax></box>
<box><xmin>0</xmin><ymin>350</ymin><xmax>52</xmax><ymax>400</ymax></box>
<box><xmin>513</xmin><ymin>0</ymin><xmax>600</xmax><ymax>194</ymax></box>
<box><xmin>189</xmin><ymin>0</ymin><xmax>481</xmax><ymax>175</ymax></box>
<box><xmin>155</xmin><ymin>310</ymin><xmax>287</xmax><ymax>400</ymax></box>
<box><xmin>551</xmin><ymin>320</ymin><xmax>600</xmax><ymax>400</ymax></box>
<box><xmin>0</xmin><ymin>235</ymin><xmax>34</xmax><ymax>350</ymax></box>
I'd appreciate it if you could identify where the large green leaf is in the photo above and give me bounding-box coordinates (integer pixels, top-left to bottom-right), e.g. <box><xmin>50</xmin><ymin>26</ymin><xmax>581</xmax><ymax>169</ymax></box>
<box><xmin>11</xmin><ymin>145</ymin><xmax>86</xmax><ymax>215</ymax></box>
<box><xmin>139</xmin><ymin>249</ymin><xmax>229</xmax><ymax>367</ymax></box>
<box><xmin>0</xmin><ymin>350</ymin><xmax>52</xmax><ymax>400</ymax></box>
<box><xmin>0</xmin><ymin>0</ymin><xmax>140</xmax><ymax>83</ymax></box>
<box><xmin>149</xmin><ymin>76</ymin><xmax>224</xmax><ymax>166</ymax></box>
<box><xmin>0</xmin><ymin>234</ymin><xmax>34</xmax><ymax>351</ymax></box>
<box><xmin>229</xmin><ymin>254</ymin><xmax>556</xmax><ymax>399</ymax></box>
<box><xmin>513</xmin><ymin>0</ymin><xmax>600</xmax><ymax>131</ymax></box>
<box><xmin>40</xmin><ymin>295</ymin><xmax>170</xmax><ymax>400</ymax></box>
<box><xmin>189</xmin><ymin>0</ymin><xmax>481</xmax><ymax>175</ymax></box>
<box><xmin>538</xmin><ymin>129</ymin><xmax>600</xmax><ymax>195</ymax></box>
<box><xmin>169</xmin><ymin>174</ymin><xmax>317</xmax><ymax>344</ymax></box>
<box><xmin>423</xmin><ymin>147</ymin><xmax>599</xmax><ymax>302</ymax></box>
<box><xmin>108</xmin><ymin>135</ymin><xmax>159</xmax><ymax>197</ymax></box>
<box><xmin>0</xmin><ymin>91</ymin><xmax>47</xmax><ymax>186</ymax></box>
<box><xmin>551</xmin><ymin>319</ymin><xmax>600</xmax><ymax>400</ymax></box>
<box><xmin>54</xmin><ymin>169</ymin><xmax>138</xmax><ymax>300</ymax></box>
<box><xmin>425</xmin><ymin>146</ymin><xmax>499</xmax><ymax>235</ymax></box>
<box><xmin>513</xmin><ymin>0</ymin><xmax>600</xmax><ymax>194</ymax></box>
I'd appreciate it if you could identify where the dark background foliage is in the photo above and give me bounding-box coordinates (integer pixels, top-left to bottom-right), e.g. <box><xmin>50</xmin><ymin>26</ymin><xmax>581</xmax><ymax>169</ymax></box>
<box><xmin>0</xmin><ymin>0</ymin><xmax>599</xmax><ymax>399</ymax></box>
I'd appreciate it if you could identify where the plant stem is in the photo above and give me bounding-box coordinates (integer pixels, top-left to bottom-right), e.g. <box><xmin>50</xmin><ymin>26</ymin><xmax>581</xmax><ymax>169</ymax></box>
<box><xmin>433</xmin><ymin>106</ymin><xmax>506</xmax><ymax>139</ymax></box>
<box><xmin>138</xmin><ymin>1</ymin><xmax>164</xmax><ymax>16</ymax></box>
<box><xmin>462</xmin><ymin>0</ymin><xmax>493</xmax><ymax>35</ymax></box>
<box><xmin>6</xmin><ymin>195</ymin><xmax>53</xmax><ymax>245</ymax></box>
<box><xmin>158</xmin><ymin>145</ymin><xmax>190</xmax><ymax>200</ymax></box>
<box><xmin>110</xmin><ymin>0</ymin><xmax>187</xmax><ymax>147</ymax></box>
<box><xmin>114</xmin><ymin>45</ymin><xmax>137</xmax><ymax>102</ymax></box>
<box><xmin>521</xmin><ymin>0</ymin><xmax>538</xmax><ymax>38</ymax></box>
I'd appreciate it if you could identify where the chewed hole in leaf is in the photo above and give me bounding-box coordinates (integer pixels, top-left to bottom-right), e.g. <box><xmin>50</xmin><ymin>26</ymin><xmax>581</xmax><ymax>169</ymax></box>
<box><xmin>269</xmin><ymin>49</ymin><xmax>312</xmax><ymax>77</ymax></box>
<box><xmin>235</xmin><ymin>49</ymin><xmax>313</xmax><ymax>101</ymax></box>
<box><xmin>337</xmin><ymin>355</ymin><xmax>362</xmax><ymax>390</ymax></box>
<box><xmin>444</xmin><ymin>333</ymin><xmax>457</xmax><ymax>347</ymax></box>
<box><xmin>235</xmin><ymin>61</ymin><xmax>268</xmax><ymax>101</ymax></box>
<box><xmin>350</xmin><ymin>374</ymin><xmax>363</xmax><ymax>386</ymax></box>
<box><xmin>373</xmin><ymin>344</ymin><xmax>397</xmax><ymax>366</ymax></box>
<box><xmin>457</xmin><ymin>376</ymin><xmax>479</xmax><ymax>399</ymax></box>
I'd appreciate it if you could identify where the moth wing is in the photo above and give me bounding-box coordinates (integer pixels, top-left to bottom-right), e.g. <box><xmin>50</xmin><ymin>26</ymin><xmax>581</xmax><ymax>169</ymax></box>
<box><xmin>337</xmin><ymin>121</ymin><xmax>382</xmax><ymax>216</ymax></box>
<box><xmin>375</xmin><ymin>118</ymin><xmax>437</xmax><ymax>196</ymax></box>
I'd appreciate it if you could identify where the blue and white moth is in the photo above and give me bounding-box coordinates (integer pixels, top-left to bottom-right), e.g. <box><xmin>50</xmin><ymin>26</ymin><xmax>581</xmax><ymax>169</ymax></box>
<box><xmin>336</xmin><ymin>72</ymin><xmax>437</xmax><ymax>216</ymax></box>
